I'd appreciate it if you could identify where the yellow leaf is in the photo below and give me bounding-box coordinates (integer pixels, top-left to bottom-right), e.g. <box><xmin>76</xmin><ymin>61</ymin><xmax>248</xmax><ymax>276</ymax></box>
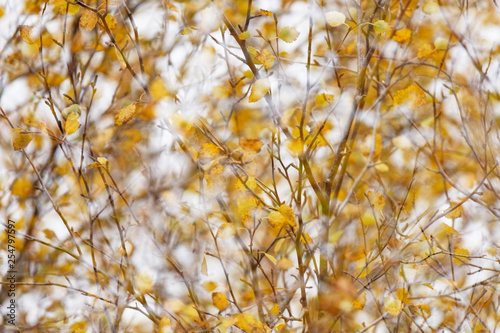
<box><xmin>80</xmin><ymin>9</ymin><xmax>98</xmax><ymax>31</ymax></box>
<box><xmin>436</xmin><ymin>222</ymin><xmax>459</xmax><ymax>239</ymax></box>
<box><xmin>136</xmin><ymin>271</ymin><xmax>153</xmax><ymax>294</ymax></box>
<box><xmin>392</xmin><ymin>28</ymin><xmax>412</xmax><ymax>44</ymax></box>
<box><xmin>232</xmin><ymin>313</ymin><xmax>271</xmax><ymax>333</ymax></box>
<box><xmin>65</xmin><ymin>112</ymin><xmax>80</xmax><ymax>135</ymax></box>
<box><xmin>352</xmin><ymin>292</ymin><xmax>367</xmax><ymax>310</ymax></box>
<box><xmin>361</xmin><ymin>133</ymin><xmax>383</xmax><ymax>159</ymax></box>
<box><xmin>87</xmin><ymin>157</ymin><xmax>109</xmax><ymax>169</ymax></box>
<box><xmin>114</xmin><ymin>44</ymin><xmax>127</xmax><ymax>71</ymax></box>
<box><xmin>202</xmin><ymin>281</ymin><xmax>218</xmax><ymax>292</ymax></box>
<box><xmin>105</xmin><ymin>13</ymin><xmax>117</xmax><ymax>29</ymax></box>
<box><xmin>158</xmin><ymin>317</ymin><xmax>171</xmax><ymax>333</ymax></box>
<box><xmin>315</xmin><ymin>93</ymin><xmax>334</xmax><ymax>107</ymax></box>
<box><xmin>249</xmin><ymin>78</ymin><xmax>271</xmax><ymax>103</ymax></box>
<box><xmin>260</xmin><ymin>9</ymin><xmax>273</xmax><ymax>17</ymax></box>
<box><xmin>393</xmin><ymin>85</ymin><xmax>426</xmax><ymax>109</ymax></box>
<box><xmin>199</xmin><ymin>143</ymin><xmax>220</xmax><ymax>159</ymax></box>
<box><xmin>445</xmin><ymin>203</ymin><xmax>463</xmax><ymax>219</ymax></box>
<box><xmin>263</xmin><ymin>252</ymin><xmax>277</xmax><ymax>265</ymax></box>
<box><xmin>279</xmin><ymin>26</ymin><xmax>300</xmax><ymax>43</ymax></box>
<box><xmin>287</xmin><ymin>138</ymin><xmax>304</xmax><ymax>156</ymax></box>
<box><xmin>19</xmin><ymin>25</ymin><xmax>35</xmax><ymax>44</ymax></box>
<box><xmin>63</xmin><ymin>104</ymin><xmax>81</xmax><ymax>118</ymax></box>
<box><xmin>256</xmin><ymin>49</ymin><xmax>275</xmax><ymax>69</ymax></box>
<box><xmin>115</xmin><ymin>103</ymin><xmax>136</xmax><ymax>126</ymax></box>
<box><xmin>278</xmin><ymin>204</ymin><xmax>297</xmax><ymax>227</ymax></box>
<box><xmin>453</xmin><ymin>247</ymin><xmax>470</xmax><ymax>265</ymax></box>
<box><xmin>216</xmin><ymin>223</ymin><xmax>236</xmax><ymax>239</ymax></box>
<box><xmin>384</xmin><ymin>297</ymin><xmax>403</xmax><ymax>316</ymax></box>
<box><xmin>10</xmin><ymin>128</ymin><xmax>34</xmax><ymax>150</ymax></box>
<box><xmin>276</xmin><ymin>258</ymin><xmax>293</xmax><ymax>271</ymax></box>
<box><xmin>212</xmin><ymin>292</ymin><xmax>229</xmax><ymax>311</ymax></box>
<box><xmin>235</xmin><ymin>176</ymin><xmax>258</xmax><ymax>192</ymax></box>
<box><xmin>326</xmin><ymin>11</ymin><xmax>346</xmax><ymax>27</ymax></box>
<box><xmin>422</xmin><ymin>1</ymin><xmax>439</xmax><ymax>14</ymax></box>
<box><xmin>396</xmin><ymin>288</ymin><xmax>409</xmax><ymax>305</ymax></box>
<box><xmin>11</xmin><ymin>177</ymin><xmax>33</xmax><ymax>198</ymax></box>
<box><xmin>269</xmin><ymin>303</ymin><xmax>280</xmax><ymax>316</ymax></box>
<box><xmin>367</xmin><ymin>191</ymin><xmax>385</xmax><ymax>211</ymax></box>
<box><xmin>239</xmin><ymin>31</ymin><xmax>251</xmax><ymax>40</ymax></box>
<box><xmin>240</xmin><ymin>137</ymin><xmax>263</xmax><ymax>154</ymax></box>
<box><xmin>238</xmin><ymin>195</ymin><xmax>259</xmax><ymax>228</ymax></box>
<box><xmin>201</xmin><ymin>255</ymin><xmax>208</xmax><ymax>276</ymax></box>
<box><xmin>373</xmin><ymin>20</ymin><xmax>390</xmax><ymax>34</ymax></box>
<box><xmin>434</xmin><ymin>37</ymin><xmax>448</xmax><ymax>50</ymax></box>
<box><xmin>418</xmin><ymin>44</ymin><xmax>434</xmax><ymax>59</ymax></box>
<box><xmin>413</xmin><ymin>304</ymin><xmax>431</xmax><ymax>318</ymax></box>
<box><xmin>50</xmin><ymin>0</ymin><xmax>79</xmax><ymax>15</ymax></box>
<box><xmin>212</xmin><ymin>85</ymin><xmax>230</xmax><ymax>99</ymax></box>
<box><xmin>268</xmin><ymin>211</ymin><xmax>285</xmax><ymax>229</ymax></box>
<box><xmin>150</xmin><ymin>77</ymin><xmax>169</xmax><ymax>100</ymax></box>
<box><xmin>181</xmin><ymin>27</ymin><xmax>192</xmax><ymax>35</ymax></box>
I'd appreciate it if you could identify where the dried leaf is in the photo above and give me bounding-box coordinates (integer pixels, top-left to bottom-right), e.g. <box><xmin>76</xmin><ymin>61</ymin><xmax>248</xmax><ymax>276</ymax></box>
<box><xmin>201</xmin><ymin>255</ymin><xmax>208</xmax><ymax>276</ymax></box>
<box><xmin>19</xmin><ymin>25</ymin><xmax>35</xmax><ymax>44</ymax></box>
<box><xmin>260</xmin><ymin>9</ymin><xmax>273</xmax><ymax>17</ymax></box>
<box><xmin>87</xmin><ymin>157</ymin><xmax>109</xmax><ymax>169</ymax></box>
<box><xmin>115</xmin><ymin>103</ymin><xmax>136</xmax><ymax>126</ymax></box>
<box><xmin>239</xmin><ymin>137</ymin><xmax>263</xmax><ymax>153</ymax></box>
<box><xmin>445</xmin><ymin>203</ymin><xmax>463</xmax><ymax>219</ymax></box>
<box><xmin>80</xmin><ymin>10</ymin><xmax>98</xmax><ymax>30</ymax></box>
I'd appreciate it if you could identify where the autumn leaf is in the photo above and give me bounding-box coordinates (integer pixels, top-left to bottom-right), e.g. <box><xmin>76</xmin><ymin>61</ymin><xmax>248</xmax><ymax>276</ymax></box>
<box><xmin>239</xmin><ymin>31</ymin><xmax>251</xmax><ymax>40</ymax></box>
<box><xmin>361</xmin><ymin>133</ymin><xmax>383</xmax><ymax>159</ymax></box>
<box><xmin>276</xmin><ymin>258</ymin><xmax>293</xmax><ymax>270</ymax></box>
<box><xmin>65</xmin><ymin>112</ymin><xmax>80</xmax><ymax>135</ymax></box>
<box><xmin>104</xmin><ymin>13</ymin><xmax>117</xmax><ymax>29</ymax></box>
<box><xmin>422</xmin><ymin>1</ymin><xmax>439</xmax><ymax>14</ymax></box>
<box><xmin>199</xmin><ymin>143</ymin><xmax>220</xmax><ymax>159</ymax></box>
<box><xmin>19</xmin><ymin>25</ymin><xmax>35</xmax><ymax>44</ymax></box>
<box><xmin>114</xmin><ymin>44</ymin><xmax>127</xmax><ymax>70</ymax></box>
<box><xmin>11</xmin><ymin>177</ymin><xmax>33</xmax><ymax>198</ymax></box>
<box><xmin>232</xmin><ymin>313</ymin><xmax>271</xmax><ymax>333</ymax></box>
<box><xmin>453</xmin><ymin>247</ymin><xmax>470</xmax><ymax>265</ymax></box>
<box><xmin>115</xmin><ymin>103</ymin><xmax>137</xmax><ymax>126</ymax></box>
<box><xmin>239</xmin><ymin>137</ymin><xmax>263</xmax><ymax>154</ymax></box>
<box><xmin>10</xmin><ymin>128</ymin><xmax>34</xmax><ymax>150</ymax></box>
<box><xmin>216</xmin><ymin>223</ymin><xmax>236</xmax><ymax>239</ymax></box>
<box><xmin>326</xmin><ymin>11</ymin><xmax>346</xmax><ymax>27</ymax></box>
<box><xmin>50</xmin><ymin>0</ymin><xmax>79</xmax><ymax>15</ymax></box>
<box><xmin>256</xmin><ymin>49</ymin><xmax>275</xmax><ymax>69</ymax></box>
<box><xmin>445</xmin><ymin>203</ymin><xmax>463</xmax><ymax>219</ymax></box>
<box><xmin>373</xmin><ymin>20</ymin><xmax>390</xmax><ymax>34</ymax></box>
<box><xmin>393</xmin><ymin>85</ymin><xmax>426</xmax><ymax>109</ymax></box>
<box><xmin>201</xmin><ymin>255</ymin><xmax>208</xmax><ymax>276</ymax></box>
<box><xmin>392</xmin><ymin>28</ymin><xmax>412</xmax><ymax>44</ymax></box>
<box><xmin>212</xmin><ymin>292</ymin><xmax>229</xmax><ymax>311</ymax></box>
<box><xmin>202</xmin><ymin>281</ymin><xmax>218</xmax><ymax>292</ymax></box>
<box><xmin>315</xmin><ymin>93</ymin><xmax>334</xmax><ymax>107</ymax></box>
<box><xmin>279</xmin><ymin>26</ymin><xmax>300</xmax><ymax>43</ymax></box>
<box><xmin>260</xmin><ymin>9</ymin><xmax>273</xmax><ymax>17</ymax></box>
<box><xmin>263</xmin><ymin>252</ymin><xmax>277</xmax><ymax>265</ymax></box>
<box><xmin>384</xmin><ymin>297</ymin><xmax>403</xmax><ymax>316</ymax></box>
<box><xmin>150</xmin><ymin>77</ymin><xmax>169</xmax><ymax>101</ymax></box>
<box><xmin>352</xmin><ymin>292</ymin><xmax>367</xmax><ymax>310</ymax></box>
<box><xmin>367</xmin><ymin>191</ymin><xmax>385</xmax><ymax>211</ymax></box>
<box><xmin>268</xmin><ymin>204</ymin><xmax>296</xmax><ymax>228</ymax></box>
<box><xmin>434</xmin><ymin>37</ymin><xmax>448</xmax><ymax>50</ymax></box>
<box><xmin>80</xmin><ymin>10</ymin><xmax>98</xmax><ymax>31</ymax></box>
<box><xmin>249</xmin><ymin>78</ymin><xmax>271</xmax><ymax>103</ymax></box>
<box><xmin>87</xmin><ymin>157</ymin><xmax>109</xmax><ymax>169</ymax></box>
<box><xmin>418</xmin><ymin>44</ymin><xmax>434</xmax><ymax>59</ymax></box>
<box><xmin>135</xmin><ymin>271</ymin><xmax>153</xmax><ymax>294</ymax></box>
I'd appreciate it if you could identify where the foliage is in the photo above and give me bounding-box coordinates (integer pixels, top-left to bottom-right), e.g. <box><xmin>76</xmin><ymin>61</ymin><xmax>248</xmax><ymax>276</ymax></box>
<box><xmin>1</xmin><ymin>0</ymin><xmax>500</xmax><ymax>332</ymax></box>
